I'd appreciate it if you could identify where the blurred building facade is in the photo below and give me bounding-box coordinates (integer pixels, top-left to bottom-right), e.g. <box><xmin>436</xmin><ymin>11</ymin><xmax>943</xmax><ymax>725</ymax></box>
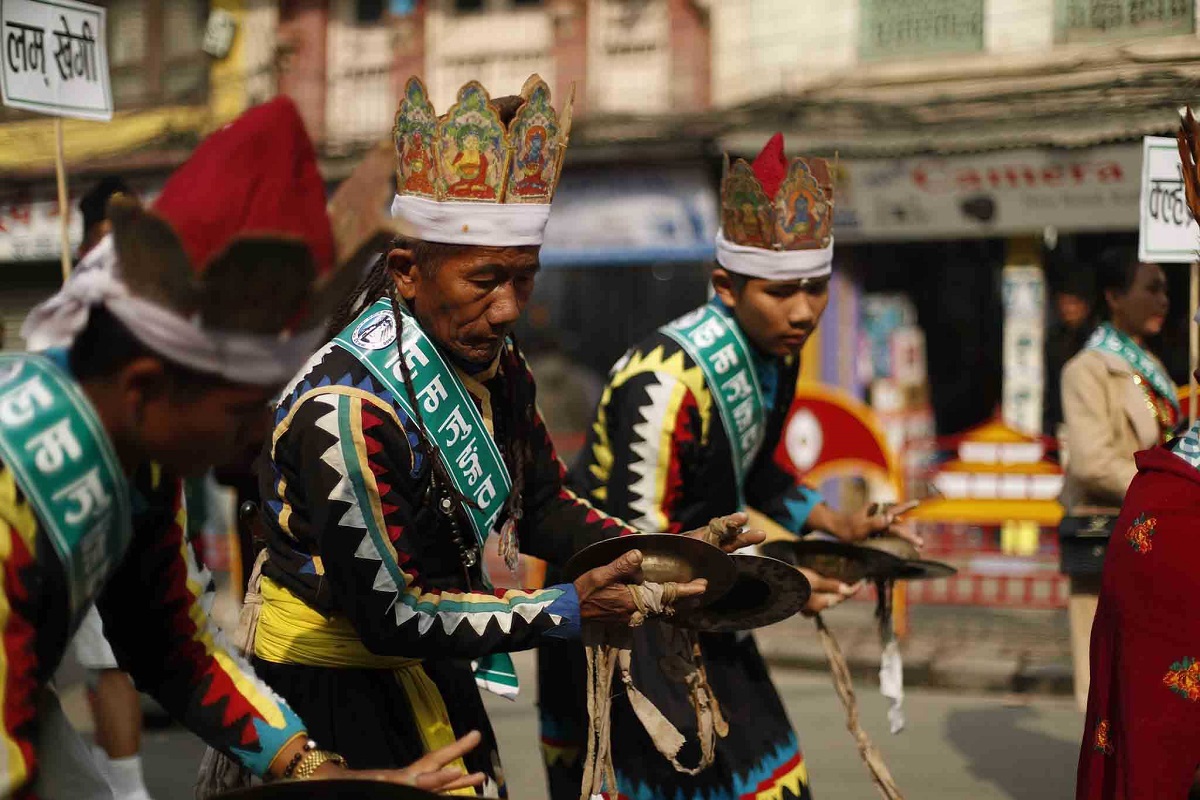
<box><xmin>711</xmin><ymin>0</ymin><xmax>1200</xmax><ymax>443</ymax></box>
<box><xmin>1</xmin><ymin>0</ymin><xmax>1197</xmax><ymax>445</ymax></box>
<box><xmin>0</xmin><ymin>0</ymin><xmax>281</xmax><ymax>347</ymax></box>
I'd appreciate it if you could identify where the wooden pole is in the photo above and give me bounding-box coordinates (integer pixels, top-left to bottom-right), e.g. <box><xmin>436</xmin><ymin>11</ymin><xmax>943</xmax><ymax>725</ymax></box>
<box><xmin>54</xmin><ymin>118</ymin><xmax>71</xmax><ymax>283</ymax></box>
<box><xmin>1191</xmin><ymin>261</ymin><xmax>1198</xmax><ymax>428</ymax></box>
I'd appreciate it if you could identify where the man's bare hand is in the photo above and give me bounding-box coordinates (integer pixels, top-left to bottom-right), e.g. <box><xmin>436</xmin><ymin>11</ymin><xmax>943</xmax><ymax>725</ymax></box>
<box><xmin>798</xmin><ymin>568</ymin><xmax>862</xmax><ymax>616</ymax></box>
<box><xmin>574</xmin><ymin>549</ymin><xmax>708</xmax><ymax>622</ymax></box>
<box><xmin>845</xmin><ymin>501</ymin><xmax>923</xmax><ymax>548</ymax></box>
<box><xmin>684</xmin><ymin>511</ymin><xmax>766</xmax><ymax>553</ymax></box>
<box><xmin>312</xmin><ymin>730</ymin><xmax>487</xmax><ymax>792</ymax></box>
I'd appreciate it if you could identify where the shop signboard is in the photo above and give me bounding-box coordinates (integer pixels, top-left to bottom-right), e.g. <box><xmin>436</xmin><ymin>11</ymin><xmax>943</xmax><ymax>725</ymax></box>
<box><xmin>1137</xmin><ymin>135</ymin><xmax>1200</xmax><ymax>264</ymax></box>
<box><xmin>0</xmin><ymin>0</ymin><xmax>111</xmax><ymax>121</ymax></box>
<box><xmin>0</xmin><ymin>182</ymin><xmax>159</xmax><ymax>262</ymax></box>
<box><xmin>835</xmin><ymin>144</ymin><xmax>1143</xmax><ymax>241</ymax></box>
<box><xmin>0</xmin><ymin>195</ymin><xmax>81</xmax><ymax>261</ymax></box>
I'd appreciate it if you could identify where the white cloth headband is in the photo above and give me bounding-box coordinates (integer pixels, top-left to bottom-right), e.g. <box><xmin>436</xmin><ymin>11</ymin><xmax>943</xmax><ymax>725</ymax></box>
<box><xmin>715</xmin><ymin>229</ymin><xmax>834</xmax><ymax>280</ymax></box>
<box><xmin>390</xmin><ymin>194</ymin><xmax>551</xmax><ymax>246</ymax></box>
<box><xmin>21</xmin><ymin>235</ymin><xmax>323</xmax><ymax>386</ymax></box>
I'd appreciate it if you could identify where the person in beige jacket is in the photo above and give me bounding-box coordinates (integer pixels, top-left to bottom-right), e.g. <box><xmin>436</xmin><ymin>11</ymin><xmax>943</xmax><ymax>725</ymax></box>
<box><xmin>1060</xmin><ymin>246</ymin><xmax>1176</xmax><ymax>711</ymax></box>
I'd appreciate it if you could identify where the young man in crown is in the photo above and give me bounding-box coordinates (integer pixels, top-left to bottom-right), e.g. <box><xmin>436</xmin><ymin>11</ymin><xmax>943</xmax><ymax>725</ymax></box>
<box><xmin>250</xmin><ymin>75</ymin><xmax>758</xmax><ymax>796</ymax></box>
<box><xmin>536</xmin><ymin>134</ymin><xmax>920</xmax><ymax>800</ymax></box>
<box><xmin>2</xmin><ymin>97</ymin><xmax>485</xmax><ymax>799</ymax></box>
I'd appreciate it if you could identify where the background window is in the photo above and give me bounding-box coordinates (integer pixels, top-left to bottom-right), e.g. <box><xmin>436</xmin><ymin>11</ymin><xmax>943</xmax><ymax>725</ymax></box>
<box><xmin>859</xmin><ymin>0</ymin><xmax>985</xmax><ymax>61</ymax></box>
<box><xmin>1056</xmin><ymin>0</ymin><xmax>1194</xmax><ymax>42</ymax></box>
<box><xmin>107</xmin><ymin>0</ymin><xmax>210</xmax><ymax>108</ymax></box>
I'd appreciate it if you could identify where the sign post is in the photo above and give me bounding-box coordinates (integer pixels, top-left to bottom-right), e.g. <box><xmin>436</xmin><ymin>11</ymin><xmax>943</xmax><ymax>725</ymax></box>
<box><xmin>1193</xmin><ymin>261</ymin><xmax>1199</xmax><ymax>427</ymax></box>
<box><xmin>54</xmin><ymin>118</ymin><xmax>68</xmax><ymax>280</ymax></box>
<box><xmin>1139</xmin><ymin>135</ymin><xmax>1200</xmax><ymax>427</ymax></box>
<box><xmin>1</xmin><ymin>0</ymin><xmax>112</xmax><ymax>281</ymax></box>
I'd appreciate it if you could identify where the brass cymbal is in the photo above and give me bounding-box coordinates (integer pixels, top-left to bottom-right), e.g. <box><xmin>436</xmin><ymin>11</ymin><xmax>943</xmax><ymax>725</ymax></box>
<box><xmin>853</xmin><ymin>536</ymin><xmax>956</xmax><ymax>581</ymax></box>
<box><xmin>215</xmin><ymin>779</ymin><xmax>441</xmax><ymax>799</ymax></box>
<box><xmin>767</xmin><ymin>537</ymin><xmax>957</xmax><ymax>584</ymax></box>
<box><xmin>860</xmin><ymin>535</ymin><xmax>919</xmax><ymax>562</ymax></box>
<box><xmin>671</xmin><ymin>554</ymin><xmax>812</xmax><ymax>633</ymax></box>
<box><xmin>766</xmin><ymin>538</ymin><xmax>908</xmax><ymax>584</ymax></box>
<box><xmin>562</xmin><ymin>534</ymin><xmax>737</xmax><ymax>606</ymax></box>
<box><xmin>895</xmin><ymin>558</ymin><xmax>958</xmax><ymax>581</ymax></box>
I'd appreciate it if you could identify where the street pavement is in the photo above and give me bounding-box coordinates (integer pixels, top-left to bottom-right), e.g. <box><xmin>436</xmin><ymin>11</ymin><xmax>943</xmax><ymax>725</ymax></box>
<box><xmin>72</xmin><ymin>650</ymin><xmax>1084</xmax><ymax>800</ymax></box>
<box><xmin>755</xmin><ymin>600</ymin><xmax>1074</xmax><ymax>696</ymax></box>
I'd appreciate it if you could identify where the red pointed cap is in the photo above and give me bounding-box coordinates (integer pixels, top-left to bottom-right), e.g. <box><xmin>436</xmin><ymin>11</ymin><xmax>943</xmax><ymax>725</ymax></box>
<box><xmin>751</xmin><ymin>132</ymin><xmax>789</xmax><ymax>198</ymax></box>
<box><xmin>152</xmin><ymin>97</ymin><xmax>335</xmax><ymax>276</ymax></box>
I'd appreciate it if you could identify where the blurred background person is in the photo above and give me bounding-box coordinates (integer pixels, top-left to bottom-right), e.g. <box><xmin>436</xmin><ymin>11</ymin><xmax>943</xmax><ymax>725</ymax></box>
<box><xmin>517</xmin><ymin>302</ymin><xmax>604</xmax><ymax>452</ymax></box>
<box><xmin>1044</xmin><ymin>276</ymin><xmax>1095</xmax><ymax>437</ymax></box>
<box><xmin>78</xmin><ymin>176</ymin><xmax>130</xmax><ymax>258</ymax></box>
<box><xmin>69</xmin><ymin>175</ymin><xmax>157</xmax><ymax>800</ymax></box>
<box><xmin>1059</xmin><ymin>245</ymin><xmax>1176</xmax><ymax>712</ymax></box>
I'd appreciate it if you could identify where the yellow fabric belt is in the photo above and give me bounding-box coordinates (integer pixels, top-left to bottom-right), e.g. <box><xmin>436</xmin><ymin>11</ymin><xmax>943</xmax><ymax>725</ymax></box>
<box><xmin>255</xmin><ymin>577</ymin><xmax>474</xmax><ymax>794</ymax></box>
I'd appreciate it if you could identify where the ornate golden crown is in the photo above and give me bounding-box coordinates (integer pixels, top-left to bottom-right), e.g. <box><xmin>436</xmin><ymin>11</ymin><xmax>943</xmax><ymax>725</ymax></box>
<box><xmin>394</xmin><ymin>75</ymin><xmax>574</xmax><ymax>205</ymax></box>
<box><xmin>720</xmin><ymin>153</ymin><xmax>835</xmax><ymax>252</ymax></box>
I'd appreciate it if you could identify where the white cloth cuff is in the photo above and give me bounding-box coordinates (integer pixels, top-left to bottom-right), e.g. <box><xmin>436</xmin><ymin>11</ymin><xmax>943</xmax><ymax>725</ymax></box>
<box><xmin>715</xmin><ymin>229</ymin><xmax>834</xmax><ymax>280</ymax></box>
<box><xmin>21</xmin><ymin>235</ymin><xmax>324</xmax><ymax>386</ymax></box>
<box><xmin>390</xmin><ymin>194</ymin><xmax>551</xmax><ymax>246</ymax></box>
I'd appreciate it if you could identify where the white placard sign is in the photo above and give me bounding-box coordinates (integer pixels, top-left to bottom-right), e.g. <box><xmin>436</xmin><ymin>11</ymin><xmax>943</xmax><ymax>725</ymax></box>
<box><xmin>1138</xmin><ymin>135</ymin><xmax>1199</xmax><ymax>263</ymax></box>
<box><xmin>1</xmin><ymin>0</ymin><xmax>111</xmax><ymax>121</ymax></box>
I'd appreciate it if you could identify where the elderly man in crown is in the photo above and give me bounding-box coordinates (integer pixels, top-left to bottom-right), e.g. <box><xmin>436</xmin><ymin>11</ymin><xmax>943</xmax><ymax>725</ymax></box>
<box><xmin>0</xmin><ymin>98</ymin><xmax>493</xmax><ymax>800</ymax></box>
<box><xmin>536</xmin><ymin>134</ymin><xmax>922</xmax><ymax>800</ymax></box>
<box><xmin>245</xmin><ymin>75</ymin><xmax>761</xmax><ymax>795</ymax></box>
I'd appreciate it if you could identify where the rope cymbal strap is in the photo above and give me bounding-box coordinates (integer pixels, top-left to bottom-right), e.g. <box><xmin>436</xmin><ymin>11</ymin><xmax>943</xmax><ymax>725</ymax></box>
<box><xmin>701</xmin><ymin>515</ymin><xmax>743</xmax><ymax>549</ymax></box>
<box><xmin>579</xmin><ymin>583</ymin><xmax>729</xmax><ymax>800</ymax></box>
<box><xmin>581</xmin><ymin>631</ymin><xmax>620</xmax><ymax>800</ymax></box>
<box><xmin>875</xmin><ymin>578</ymin><xmax>906</xmax><ymax>735</ymax></box>
<box><xmin>623</xmin><ymin>626</ymin><xmax>728</xmax><ymax>776</ymax></box>
<box><xmin>627</xmin><ymin>580</ymin><xmax>678</xmax><ymax>626</ymax></box>
<box><xmin>689</xmin><ymin>634</ymin><xmax>730</xmax><ymax>741</ymax></box>
<box><xmin>814</xmin><ymin>613</ymin><xmax>905</xmax><ymax>800</ymax></box>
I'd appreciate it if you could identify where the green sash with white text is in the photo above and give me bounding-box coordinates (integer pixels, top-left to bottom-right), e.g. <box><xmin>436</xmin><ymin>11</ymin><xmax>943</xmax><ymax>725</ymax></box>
<box><xmin>0</xmin><ymin>354</ymin><xmax>132</xmax><ymax>629</ymax></box>
<box><xmin>333</xmin><ymin>299</ymin><xmax>513</xmax><ymax>550</ymax></box>
<box><xmin>333</xmin><ymin>301</ymin><xmax>519</xmax><ymax>698</ymax></box>
<box><xmin>661</xmin><ymin>301</ymin><xmax>768</xmax><ymax>507</ymax></box>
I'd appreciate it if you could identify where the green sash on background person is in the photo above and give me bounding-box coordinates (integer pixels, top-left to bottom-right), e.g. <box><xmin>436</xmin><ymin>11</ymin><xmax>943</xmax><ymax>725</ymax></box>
<box><xmin>662</xmin><ymin>299</ymin><xmax>769</xmax><ymax>507</ymax></box>
<box><xmin>0</xmin><ymin>354</ymin><xmax>132</xmax><ymax>629</ymax></box>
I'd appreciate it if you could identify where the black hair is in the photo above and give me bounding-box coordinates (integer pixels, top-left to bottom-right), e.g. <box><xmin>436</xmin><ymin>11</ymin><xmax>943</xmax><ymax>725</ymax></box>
<box><xmin>79</xmin><ymin>176</ymin><xmax>131</xmax><ymax>233</ymax></box>
<box><xmin>726</xmin><ymin>271</ymin><xmax>750</xmax><ymax>292</ymax></box>
<box><xmin>1096</xmin><ymin>245</ymin><xmax>1142</xmax><ymax>320</ymax></box>
<box><xmin>717</xmin><ymin>266</ymin><xmax>830</xmax><ymax>294</ymax></box>
<box><xmin>68</xmin><ymin>305</ymin><xmax>224</xmax><ymax>394</ymax></box>
<box><xmin>326</xmin><ymin>236</ymin><xmax>474</xmax><ymax>339</ymax></box>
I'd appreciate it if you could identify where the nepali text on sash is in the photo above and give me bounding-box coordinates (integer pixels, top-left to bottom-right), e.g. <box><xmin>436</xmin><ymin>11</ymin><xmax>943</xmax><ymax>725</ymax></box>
<box><xmin>661</xmin><ymin>300</ymin><xmax>768</xmax><ymax>507</ymax></box>
<box><xmin>0</xmin><ymin>354</ymin><xmax>132</xmax><ymax>627</ymax></box>
<box><xmin>333</xmin><ymin>300</ymin><xmax>512</xmax><ymax>551</ymax></box>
